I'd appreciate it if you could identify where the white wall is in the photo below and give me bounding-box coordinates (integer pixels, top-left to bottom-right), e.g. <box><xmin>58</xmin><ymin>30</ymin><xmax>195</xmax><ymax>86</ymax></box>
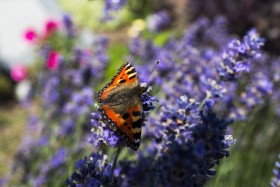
<box><xmin>0</xmin><ymin>0</ymin><xmax>61</xmax><ymax>67</ymax></box>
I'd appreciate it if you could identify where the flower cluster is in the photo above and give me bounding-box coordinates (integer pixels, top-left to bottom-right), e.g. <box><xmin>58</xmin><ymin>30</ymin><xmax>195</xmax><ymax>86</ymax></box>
<box><xmin>116</xmin><ymin>98</ymin><xmax>233</xmax><ymax>186</ymax></box>
<box><xmin>217</xmin><ymin>29</ymin><xmax>265</xmax><ymax>81</ymax></box>
<box><xmin>133</xmin><ymin>18</ymin><xmax>270</xmax><ymax>122</ymax></box>
<box><xmin>66</xmin><ymin>152</ymin><xmax>117</xmax><ymax>187</ymax></box>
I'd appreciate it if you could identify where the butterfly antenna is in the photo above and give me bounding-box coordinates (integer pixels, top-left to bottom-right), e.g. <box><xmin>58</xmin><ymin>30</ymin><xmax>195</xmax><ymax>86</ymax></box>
<box><xmin>145</xmin><ymin>60</ymin><xmax>160</xmax><ymax>83</ymax></box>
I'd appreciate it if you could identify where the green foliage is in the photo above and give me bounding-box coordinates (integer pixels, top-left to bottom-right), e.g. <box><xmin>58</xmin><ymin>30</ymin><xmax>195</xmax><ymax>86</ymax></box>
<box><xmin>58</xmin><ymin>0</ymin><xmax>133</xmax><ymax>30</ymax></box>
<box><xmin>207</xmin><ymin>102</ymin><xmax>280</xmax><ymax>187</ymax></box>
<box><xmin>0</xmin><ymin>105</ymin><xmax>26</xmax><ymax>177</ymax></box>
<box><xmin>0</xmin><ymin>75</ymin><xmax>14</xmax><ymax>102</ymax></box>
<box><xmin>0</xmin><ymin>112</ymin><xmax>9</xmax><ymax>127</ymax></box>
<box><xmin>58</xmin><ymin>0</ymin><xmax>170</xmax><ymax>30</ymax></box>
<box><xmin>126</xmin><ymin>0</ymin><xmax>159</xmax><ymax>18</ymax></box>
<box><xmin>99</xmin><ymin>43</ymin><xmax>128</xmax><ymax>88</ymax></box>
<box><xmin>43</xmin><ymin>32</ymin><xmax>76</xmax><ymax>57</ymax></box>
<box><xmin>143</xmin><ymin>29</ymin><xmax>174</xmax><ymax>46</ymax></box>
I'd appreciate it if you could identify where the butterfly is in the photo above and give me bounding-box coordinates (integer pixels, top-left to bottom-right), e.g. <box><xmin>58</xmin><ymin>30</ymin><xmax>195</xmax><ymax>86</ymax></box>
<box><xmin>96</xmin><ymin>62</ymin><xmax>148</xmax><ymax>150</ymax></box>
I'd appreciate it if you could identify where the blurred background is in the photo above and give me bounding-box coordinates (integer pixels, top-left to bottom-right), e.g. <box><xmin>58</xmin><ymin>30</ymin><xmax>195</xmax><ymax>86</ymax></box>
<box><xmin>0</xmin><ymin>0</ymin><xmax>279</xmax><ymax>186</ymax></box>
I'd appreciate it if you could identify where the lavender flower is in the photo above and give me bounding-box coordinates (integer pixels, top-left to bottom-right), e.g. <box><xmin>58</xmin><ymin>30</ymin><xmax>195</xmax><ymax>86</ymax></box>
<box><xmin>89</xmin><ymin>112</ymin><xmax>125</xmax><ymax>147</ymax></box>
<box><xmin>33</xmin><ymin>175</ymin><xmax>46</xmax><ymax>187</ymax></box>
<box><xmin>117</xmin><ymin>153</ymin><xmax>158</xmax><ymax>187</ymax></box>
<box><xmin>141</xmin><ymin>92</ymin><xmax>157</xmax><ymax>114</ymax></box>
<box><xmin>103</xmin><ymin>0</ymin><xmax>126</xmax><ymax>21</ymax></box>
<box><xmin>183</xmin><ymin>16</ymin><xmax>230</xmax><ymax>49</ymax></box>
<box><xmin>0</xmin><ymin>178</ymin><xmax>7</xmax><ymax>187</ymax></box>
<box><xmin>63</xmin><ymin>87</ymin><xmax>94</xmax><ymax>117</ymax></box>
<box><xmin>104</xmin><ymin>0</ymin><xmax>126</xmax><ymax>12</ymax></box>
<box><xmin>146</xmin><ymin>11</ymin><xmax>170</xmax><ymax>32</ymax></box>
<box><xmin>49</xmin><ymin>148</ymin><xmax>68</xmax><ymax>169</ymax></box>
<box><xmin>240</xmin><ymin>73</ymin><xmax>273</xmax><ymax>108</ymax></box>
<box><xmin>66</xmin><ymin>152</ymin><xmax>117</xmax><ymax>186</ymax></box>
<box><xmin>217</xmin><ymin>29</ymin><xmax>265</xmax><ymax>81</ymax></box>
<box><xmin>128</xmin><ymin>37</ymin><xmax>159</xmax><ymax>65</ymax></box>
<box><xmin>32</xmin><ymin>148</ymin><xmax>68</xmax><ymax>186</ymax></box>
<box><xmin>271</xmin><ymin>155</ymin><xmax>280</xmax><ymax>187</ymax></box>
<box><xmin>62</xmin><ymin>14</ymin><xmax>75</xmax><ymax>37</ymax></box>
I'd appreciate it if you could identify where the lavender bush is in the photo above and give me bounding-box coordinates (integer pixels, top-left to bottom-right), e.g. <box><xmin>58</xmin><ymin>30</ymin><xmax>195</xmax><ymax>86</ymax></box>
<box><xmin>3</xmin><ymin>2</ymin><xmax>280</xmax><ymax>186</ymax></box>
<box><xmin>66</xmin><ymin>16</ymin><xmax>278</xmax><ymax>186</ymax></box>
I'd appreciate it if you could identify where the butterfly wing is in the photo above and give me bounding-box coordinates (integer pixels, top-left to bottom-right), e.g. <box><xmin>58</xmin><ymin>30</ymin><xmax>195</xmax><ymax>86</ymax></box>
<box><xmin>97</xmin><ymin>63</ymin><xmax>143</xmax><ymax>150</ymax></box>
<box><xmin>98</xmin><ymin>104</ymin><xmax>142</xmax><ymax>150</ymax></box>
<box><xmin>97</xmin><ymin>62</ymin><xmax>138</xmax><ymax>103</ymax></box>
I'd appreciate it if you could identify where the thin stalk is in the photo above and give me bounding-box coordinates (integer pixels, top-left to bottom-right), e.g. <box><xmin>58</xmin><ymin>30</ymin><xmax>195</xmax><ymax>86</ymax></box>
<box><xmin>198</xmin><ymin>94</ymin><xmax>210</xmax><ymax>110</ymax></box>
<box><xmin>110</xmin><ymin>146</ymin><xmax>123</xmax><ymax>177</ymax></box>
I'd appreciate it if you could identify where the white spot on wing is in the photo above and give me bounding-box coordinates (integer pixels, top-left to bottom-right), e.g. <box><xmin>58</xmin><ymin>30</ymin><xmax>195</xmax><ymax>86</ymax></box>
<box><xmin>128</xmin><ymin>73</ymin><xmax>136</xmax><ymax>78</ymax></box>
<box><xmin>126</xmin><ymin>67</ymin><xmax>134</xmax><ymax>72</ymax></box>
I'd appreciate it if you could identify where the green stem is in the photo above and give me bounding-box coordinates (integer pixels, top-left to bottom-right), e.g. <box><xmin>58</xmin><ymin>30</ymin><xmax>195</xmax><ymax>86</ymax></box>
<box><xmin>198</xmin><ymin>95</ymin><xmax>209</xmax><ymax>110</ymax></box>
<box><xmin>110</xmin><ymin>146</ymin><xmax>123</xmax><ymax>177</ymax></box>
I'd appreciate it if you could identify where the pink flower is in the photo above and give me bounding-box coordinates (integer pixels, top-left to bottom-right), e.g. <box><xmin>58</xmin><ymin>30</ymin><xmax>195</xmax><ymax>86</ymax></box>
<box><xmin>47</xmin><ymin>51</ymin><xmax>59</xmax><ymax>70</ymax></box>
<box><xmin>10</xmin><ymin>64</ymin><xmax>27</xmax><ymax>82</ymax></box>
<box><xmin>45</xmin><ymin>20</ymin><xmax>59</xmax><ymax>35</ymax></box>
<box><xmin>24</xmin><ymin>28</ymin><xmax>37</xmax><ymax>42</ymax></box>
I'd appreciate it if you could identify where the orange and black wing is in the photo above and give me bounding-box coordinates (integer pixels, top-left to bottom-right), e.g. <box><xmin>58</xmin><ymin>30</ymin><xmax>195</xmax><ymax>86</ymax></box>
<box><xmin>98</xmin><ymin>104</ymin><xmax>142</xmax><ymax>150</ymax></box>
<box><xmin>97</xmin><ymin>62</ymin><xmax>139</xmax><ymax>103</ymax></box>
<box><xmin>96</xmin><ymin>63</ymin><xmax>142</xmax><ymax>150</ymax></box>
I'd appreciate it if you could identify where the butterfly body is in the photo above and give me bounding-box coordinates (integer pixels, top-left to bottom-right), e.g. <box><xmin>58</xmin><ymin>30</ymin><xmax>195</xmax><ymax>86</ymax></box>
<box><xmin>97</xmin><ymin>63</ymin><xmax>147</xmax><ymax>150</ymax></box>
<box><xmin>102</xmin><ymin>82</ymin><xmax>145</xmax><ymax>114</ymax></box>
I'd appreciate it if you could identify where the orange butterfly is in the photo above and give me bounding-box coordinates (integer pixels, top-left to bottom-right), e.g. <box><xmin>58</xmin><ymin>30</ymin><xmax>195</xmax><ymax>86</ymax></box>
<box><xmin>96</xmin><ymin>63</ymin><xmax>147</xmax><ymax>150</ymax></box>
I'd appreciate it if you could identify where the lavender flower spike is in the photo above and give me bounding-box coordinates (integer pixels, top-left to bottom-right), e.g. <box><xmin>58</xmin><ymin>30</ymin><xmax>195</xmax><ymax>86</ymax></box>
<box><xmin>217</xmin><ymin>29</ymin><xmax>265</xmax><ymax>81</ymax></box>
<box><xmin>66</xmin><ymin>152</ymin><xmax>118</xmax><ymax>186</ymax></box>
<box><xmin>271</xmin><ymin>155</ymin><xmax>280</xmax><ymax>187</ymax></box>
<box><xmin>89</xmin><ymin>112</ymin><xmax>124</xmax><ymax>148</ymax></box>
<box><xmin>146</xmin><ymin>11</ymin><xmax>170</xmax><ymax>32</ymax></box>
<box><xmin>103</xmin><ymin>0</ymin><xmax>126</xmax><ymax>21</ymax></box>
